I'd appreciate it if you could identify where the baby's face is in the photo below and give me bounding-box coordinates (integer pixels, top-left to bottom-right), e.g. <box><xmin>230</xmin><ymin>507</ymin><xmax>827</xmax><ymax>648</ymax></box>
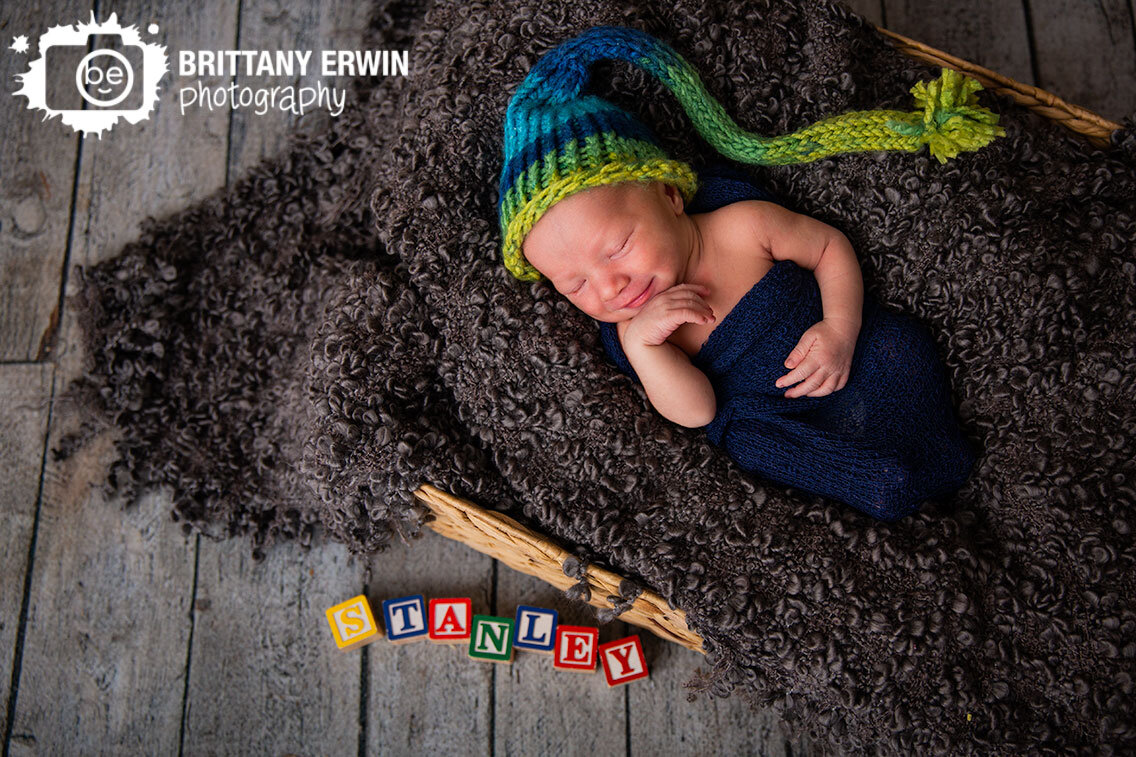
<box><xmin>522</xmin><ymin>181</ymin><xmax>692</xmax><ymax>322</ymax></box>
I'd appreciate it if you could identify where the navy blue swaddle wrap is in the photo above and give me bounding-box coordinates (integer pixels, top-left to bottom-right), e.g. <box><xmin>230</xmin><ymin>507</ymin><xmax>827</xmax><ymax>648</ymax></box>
<box><xmin>596</xmin><ymin>164</ymin><xmax>978</xmax><ymax>521</ymax></box>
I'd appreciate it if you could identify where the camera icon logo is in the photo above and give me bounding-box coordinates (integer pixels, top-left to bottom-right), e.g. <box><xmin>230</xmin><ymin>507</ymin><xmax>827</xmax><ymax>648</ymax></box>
<box><xmin>76</xmin><ymin>49</ymin><xmax>135</xmax><ymax>108</ymax></box>
<box><xmin>12</xmin><ymin>13</ymin><xmax>168</xmax><ymax>138</ymax></box>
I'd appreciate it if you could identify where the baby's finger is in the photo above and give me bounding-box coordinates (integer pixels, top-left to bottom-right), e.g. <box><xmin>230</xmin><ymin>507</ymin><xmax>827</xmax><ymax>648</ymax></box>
<box><xmin>666</xmin><ymin>305</ymin><xmax>714</xmax><ymax>327</ymax></box>
<box><xmin>806</xmin><ymin>373</ymin><xmax>840</xmax><ymax>397</ymax></box>
<box><xmin>669</xmin><ymin>283</ymin><xmax>711</xmax><ymax>296</ymax></box>
<box><xmin>663</xmin><ymin>294</ymin><xmax>714</xmax><ymax>319</ymax></box>
<box><xmin>661</xmin><ymin>289</ymin><xmax>710</xmax><ymax>306</ymax></box>
<box><xmin>775</xmin><ymin>360</ymin><xmax>814</xmax><ymax>390</ymax></box>
<box><xmin>786</xmin><ymin>369</ymin><xmax>828</xmax><ymax>398</ymax></box>
<box><xmin>668</xmin><ymin>290</ymin><xmax>711</xmax><ymax>308</ymax></box>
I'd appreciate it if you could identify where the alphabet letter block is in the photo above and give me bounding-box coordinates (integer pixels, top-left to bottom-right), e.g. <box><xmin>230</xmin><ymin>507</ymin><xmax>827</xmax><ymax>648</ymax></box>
<box><xmin>553</xmin><ymin>625</ymin><xmax>598</xmax><ymax>672</ymax></box>
<box><xmin>513</xmin><ymin>605</ymin><xmax>558</xmax><ymax>653</ymax></box>
<box><xmin>382</xmin><ymin>594</ymin><xmax>428</xmax><ymax>644</ymax></box>
<box><xmin>598</xmin><ymin>635</ymin><xmax>649</xmax><ymax>686</ymax></box>
<box><xmin>428</xmin><ymin>597</ymin><xmax>473</xmax><ymax>644</ymax></box>
<box><xmin>468</xmin><ymin>615</ymin><xmax>515</xmax><ymax>663</ymax></box>
<box><xmin>326</xmin><ymin>595</ymin><xmax>382</xmax><ymax>651</ymax></box>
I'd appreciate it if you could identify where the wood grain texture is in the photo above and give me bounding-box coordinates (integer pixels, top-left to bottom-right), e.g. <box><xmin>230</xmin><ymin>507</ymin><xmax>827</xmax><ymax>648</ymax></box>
<box><xmin>7</xmin><ymin>472</ymin><xmax>194</xmax><ymax>754</ymax></box>
<box><xmin>178</xmin><ymin>2</ymin><xmax>370</xmax><ymax>753</ymax></box>
<box><xmin>0</xmin><ymin>0</ymin><xmax>87</xmax><ymax>362</ymax></box>
<box><xmin>181</xmin><ymin>538</ymin><xmax>364</xmax><ymax>754</ymax></box>
<box><xmin>7</xmin><ymin>0</ymin><xmax>232</xmax><ymax>752</ymax></box>
<box><xmin>0</xmin><ymin>364</ymin><xmax>53</xmax><ymax>744</ymax></box>
<box><xmin>877</xmin><ymin>0</ymin><xmax>1136</xmax><ymax>123</ymax></box>
<box><xmin>365</xmin><ymin>529</ymin><xmax>495</xmax><ymax>756</ymax></box>
<box><xmin>629</xmin><ymin>633</ymin><xmax>810</xmax><ymax>757</ymax></box>
<box><xmin>882</xmin><ymin>0</ymin><xmax>1035</xmax><ymax>86</ymax></box>
<box><xmin>1030</xmin><ymin>0</ymin><xmax>1136</xmax><ymax>123</ymax></box>
<box><xmin>224</xmin><ymin>0</ymin><xmax>362</xmax><ymax>181</ymax></box>
<box><xmin>494</xmin><ymin>558</ymin><xmax>628</xmax><ymax>757</ymax></box>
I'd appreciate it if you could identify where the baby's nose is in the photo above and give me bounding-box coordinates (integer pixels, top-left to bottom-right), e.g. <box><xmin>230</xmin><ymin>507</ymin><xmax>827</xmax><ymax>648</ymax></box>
<box><xmin>600</xmin><ymin>275</ymin><xmax>630</xmax><ymax>306</ymax></box>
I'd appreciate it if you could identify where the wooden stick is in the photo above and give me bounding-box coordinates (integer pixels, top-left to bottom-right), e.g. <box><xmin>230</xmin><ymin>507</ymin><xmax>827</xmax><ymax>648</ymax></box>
<box><xmin>414</xmin><ymin>484</ymin><xmax>706</xmax><ymax>653</ymax></box>
<box><xmin>876</xmin><ymin>26</ymin><xmax>1122</xmax><ymax>147</ymax></box>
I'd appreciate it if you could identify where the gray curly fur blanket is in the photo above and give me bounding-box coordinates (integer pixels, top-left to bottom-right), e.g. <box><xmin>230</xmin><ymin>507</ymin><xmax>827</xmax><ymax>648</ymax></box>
<box><xmin>54</xmin><ymin>0</ymin><xmax>1136</xmax><ymax>753</ymax></box>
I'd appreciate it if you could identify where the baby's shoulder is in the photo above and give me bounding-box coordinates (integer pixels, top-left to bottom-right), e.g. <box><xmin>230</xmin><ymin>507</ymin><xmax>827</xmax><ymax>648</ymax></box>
<box><xmin>702</xmin><ymin>198</ymin><xmax>779</xmax><ymax>222</ymax></box>
<box><xmin>702</xmin><ymin>200</ymin><xmax>779</xmax><ymax>261</ymax></box>
<box><xmin>706</xmin><ymin>198</ymin><xmax>806</xmax><ymax>231</ymax></box>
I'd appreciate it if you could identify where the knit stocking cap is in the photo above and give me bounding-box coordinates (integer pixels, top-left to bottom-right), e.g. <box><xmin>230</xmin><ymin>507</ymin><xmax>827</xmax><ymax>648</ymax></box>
<box><xmin>498</xmin><ymin>26</ymin><xmax>1005</xmax><ymax>281</ymax></box>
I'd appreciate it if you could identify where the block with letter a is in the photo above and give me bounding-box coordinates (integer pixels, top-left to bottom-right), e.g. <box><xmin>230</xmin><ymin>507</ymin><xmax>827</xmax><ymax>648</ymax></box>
<box><xmin>428</xmin><ymin>597</ymin><xmax>472</xmax><ymax>644</ymax></box>
<box><xmin>553</xmin><ymin>625</ymin><xmax>598</xmax><ymax>672</ymax></box>
<box><xmin>598</xmin><ymin>635</ymin><xmax>649</xmax><ymax>687</ymax></box>
<box><xmin>325</xmin><ymin>595</ymin><xmax>382</xmax><ymax>651</ymax></box>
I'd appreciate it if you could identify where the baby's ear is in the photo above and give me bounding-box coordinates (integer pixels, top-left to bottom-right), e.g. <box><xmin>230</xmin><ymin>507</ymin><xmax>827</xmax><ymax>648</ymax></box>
<box><xmin>661</xmin><ymin>182</ymin><xmax>684</xmax><ymax>214</ymax></box>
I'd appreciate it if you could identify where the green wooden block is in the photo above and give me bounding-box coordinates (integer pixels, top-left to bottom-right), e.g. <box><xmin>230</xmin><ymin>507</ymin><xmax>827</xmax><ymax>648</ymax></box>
<box><xmin>468</xmin><ymin>615</ymin><xmax>515</xmax><ymax>663</ymax></box>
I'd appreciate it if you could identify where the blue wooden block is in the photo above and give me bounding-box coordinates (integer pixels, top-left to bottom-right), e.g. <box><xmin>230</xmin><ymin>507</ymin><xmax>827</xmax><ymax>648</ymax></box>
<box><xmin>512</xmin><ymin>605</ymin><xmax>558</xmax><ymax>653</ymax></box>
<box><xmin>381</xmin><ymin>594</ymin><xmax>428</xmax><ymax>644</ymax></box>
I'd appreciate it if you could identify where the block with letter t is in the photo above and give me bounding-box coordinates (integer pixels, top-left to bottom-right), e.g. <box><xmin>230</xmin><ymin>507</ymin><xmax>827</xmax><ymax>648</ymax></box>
<box><xmin>381</xmin><ymin>594</ymin><xmax>428</xmax><ymax>644</ymax></box>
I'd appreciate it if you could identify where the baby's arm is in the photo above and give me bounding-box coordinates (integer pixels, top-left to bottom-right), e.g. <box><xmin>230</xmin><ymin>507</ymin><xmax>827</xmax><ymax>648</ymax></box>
<box><xmin>618</xmin><ymin>284</ymin><xmax>717</xmax><ymax>428</ymax></box>
<box><xmin>747</xmin><ymin>202</ymin><xmax>863</xmax><ymax>398</ymax></box>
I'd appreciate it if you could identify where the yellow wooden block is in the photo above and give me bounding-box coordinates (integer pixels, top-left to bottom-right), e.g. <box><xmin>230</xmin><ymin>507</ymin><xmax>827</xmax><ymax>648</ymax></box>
<box><xmin>326</xmin><ymin>595</ymin><xmax>382</xmax><ymax>651</ymax></box>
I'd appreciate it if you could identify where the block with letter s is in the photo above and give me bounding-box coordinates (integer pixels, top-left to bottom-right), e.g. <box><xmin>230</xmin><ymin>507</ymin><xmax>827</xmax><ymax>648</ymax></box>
<box><xmin>325</xmin><ymin>594</ymin><xmax>382</xmax><ymax>651</ymax></box>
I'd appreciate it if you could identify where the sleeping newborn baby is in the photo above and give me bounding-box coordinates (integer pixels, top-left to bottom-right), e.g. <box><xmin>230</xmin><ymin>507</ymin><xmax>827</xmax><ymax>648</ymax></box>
<box><xmin>498</xmin><ymin>27</ymin><xmax>1002</xmax><ymax>520</ymax></box>
<box><xmin>522</xmin><ymin>178</ymin><xmax>863</xmax><ymax>426</ymax></box>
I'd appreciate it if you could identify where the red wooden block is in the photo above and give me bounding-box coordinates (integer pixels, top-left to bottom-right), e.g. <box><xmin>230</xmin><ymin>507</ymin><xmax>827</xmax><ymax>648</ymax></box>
<box><xmin>428</xmin><ymin>597</ymin><xmax>473</xmax><ymax>644</ymax></box>
<box><xmin>597</xmin><ymin>635</ymin><xmax>649</xmax><ymax>687</ymax></box>
<box><xmin>553</xmin><ymin>625</ymin><xmax>598</xmax><ymax>673</ymax></box>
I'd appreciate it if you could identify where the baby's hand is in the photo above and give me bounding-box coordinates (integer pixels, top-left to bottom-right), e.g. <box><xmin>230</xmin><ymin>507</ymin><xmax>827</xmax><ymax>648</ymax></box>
<box><xmin>775</xmin><ymin>317</ymin><xmax>859</xmax><ymax>398</ymax></box>
<box><xmin>623</xmin><ymin>283</ymin><xmax>715</xmax><ymax>348</ymax></box>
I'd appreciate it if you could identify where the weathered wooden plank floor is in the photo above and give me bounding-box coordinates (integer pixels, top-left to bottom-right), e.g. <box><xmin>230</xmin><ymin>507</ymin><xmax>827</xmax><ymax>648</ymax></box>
<box><xmin>2</xmin><ymin>1</ymin><xmax>1133</xmax><ymax>755</ymax></box>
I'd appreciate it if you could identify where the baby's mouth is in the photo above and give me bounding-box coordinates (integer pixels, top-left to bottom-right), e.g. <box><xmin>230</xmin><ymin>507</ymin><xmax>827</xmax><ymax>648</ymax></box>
<box><xmin>624</xmin><ymin>279</ymin><xmax>653</xmax><ymax>309</ymax></box>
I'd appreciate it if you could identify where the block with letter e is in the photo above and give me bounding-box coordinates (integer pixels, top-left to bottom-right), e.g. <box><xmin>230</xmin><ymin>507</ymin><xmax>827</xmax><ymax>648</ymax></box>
<box><xmin>326</xmin><ymin>595</ymin><xmax>382</xmax><ymax>651</ymax></box>
<box><xmin>598</xmin><ymin>635</ymin><xmax>649</xmax><ymax>686</ymax></box>
<box><xmin>553</xmin><ymin>625</ymin><xmax>598</xmax><ymax>672</ymax></box>
<box><xmin>468</xmin><ymin>615</ymin><xmax>515</xmax><ymax>663</ymax></box>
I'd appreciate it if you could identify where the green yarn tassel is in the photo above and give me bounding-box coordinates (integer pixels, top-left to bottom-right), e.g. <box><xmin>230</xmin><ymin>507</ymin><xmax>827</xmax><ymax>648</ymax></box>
<box><xmin>886</xmin><ymin>68</ymin><xmax>1006</xmax><ymax>164</ymax></box>
<box><xmin>662</xmin><ymin>63</ymin><xmax>1005</xmax><ymax>166</ymax></box>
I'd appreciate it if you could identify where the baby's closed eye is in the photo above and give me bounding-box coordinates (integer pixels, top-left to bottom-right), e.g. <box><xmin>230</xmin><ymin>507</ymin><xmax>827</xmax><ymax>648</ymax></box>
<box><xmin>610</xmin><ymin>231</ymin><xmax>632</xmax><ymax>258</ymax></box>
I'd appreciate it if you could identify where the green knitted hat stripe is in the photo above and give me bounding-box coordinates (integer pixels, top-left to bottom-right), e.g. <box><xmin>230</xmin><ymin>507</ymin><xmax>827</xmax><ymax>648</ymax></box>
<box><xmin>497</xmin><ymin>27</ymin><xmax>1007</xmax><ymax>280</ymax></box>
<box><xmin>501</xmin><ymin>132</ymin><xmax>670</xmax><ymax>228</ymax></box>
<box><xmin>654</xmin><ymin>57</ymin><xmax>1005</xmax><ymax>166</ymax></box>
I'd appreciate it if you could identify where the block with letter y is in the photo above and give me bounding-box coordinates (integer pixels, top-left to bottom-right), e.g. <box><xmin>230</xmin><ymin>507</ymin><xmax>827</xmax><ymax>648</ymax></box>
<box><xmin>598</xmin><ymin>635</ymin><xmax>649</xmax><ymax>686</ymax></box>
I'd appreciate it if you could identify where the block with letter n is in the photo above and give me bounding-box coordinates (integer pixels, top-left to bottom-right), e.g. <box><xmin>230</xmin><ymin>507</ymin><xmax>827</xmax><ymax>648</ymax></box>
<box><xmin>468</xmin><ymin>615</ymin><xmax>515</xmax><ymax>663</ymax></box>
